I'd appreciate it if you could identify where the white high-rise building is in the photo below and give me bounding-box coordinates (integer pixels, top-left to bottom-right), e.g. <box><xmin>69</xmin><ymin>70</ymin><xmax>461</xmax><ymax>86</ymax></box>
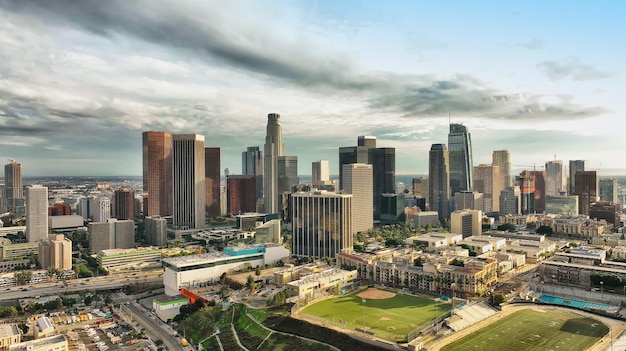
<box><xmin>312</xmin><ymin>160</ymin><xmax>330</xmax><ymax>186</ymax></box>
<box><xmin>292</xmin><ymin>191</ymin><xmax>353</xmax><ymax>258</ymax></box>
<box><xmin>173</xmin><ymin>134</ymin><xmax>206</xmax><ymax>229</ymax></box>
<box><xmin>545</xmin><ymin>160</ymin><xmax>565</xmax><ymax>196</ymax></box>
<box><xmin>25</xmin><ymin>185</ymin><xmax>48</xmax><ymax>243</ymax></box>
<box><xmin>342</xmin><ymin>163</ymin><xmax>373</xmax><ymax>235</ymax></box>
<box><xmin>90</xmin><ymin>196</ymin><xmax>111</xmax><ymax>223</ymax></box>
<box><xmin>263</xmin><ymin>113</ymin><xmax>284</xmax><ymax>214</ymax></box>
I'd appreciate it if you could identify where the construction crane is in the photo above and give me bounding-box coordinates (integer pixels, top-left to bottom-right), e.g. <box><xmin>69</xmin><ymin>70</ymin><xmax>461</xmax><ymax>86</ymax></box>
<box><xmin>513</xmin><ymin>164</ymin><xmax>545</xmax><ymax>171</ymax></box>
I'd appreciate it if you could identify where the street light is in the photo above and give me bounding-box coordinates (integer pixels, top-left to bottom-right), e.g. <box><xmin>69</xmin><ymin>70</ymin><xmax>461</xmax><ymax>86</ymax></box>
<box><xmin>451</xmin><ymin>283</ymin><xmax>456</xmax><ymax>316</ymax></box>
<box><xmin>600</xmin><ymin>281</ymin><xmax>604</xmax><ymax>294</ymax></box>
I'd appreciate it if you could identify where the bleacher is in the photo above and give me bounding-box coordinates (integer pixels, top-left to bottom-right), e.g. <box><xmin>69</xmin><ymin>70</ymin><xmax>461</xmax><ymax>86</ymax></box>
<box><xmin>445</xmin><ymin>302</ymin><xmax>498</xmax><ymax>332</ymax></box>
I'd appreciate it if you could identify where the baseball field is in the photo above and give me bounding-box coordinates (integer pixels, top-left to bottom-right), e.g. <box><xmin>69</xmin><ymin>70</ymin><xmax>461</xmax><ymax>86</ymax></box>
<box><xmin>300</xmin><ymin>288</ymin><xmax>451</xmax><ymax>341</ymax></box>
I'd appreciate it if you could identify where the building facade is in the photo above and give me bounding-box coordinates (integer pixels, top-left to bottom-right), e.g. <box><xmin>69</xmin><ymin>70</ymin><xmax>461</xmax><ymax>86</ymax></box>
<box><xmin>292</xmin><ymin>192</ymin><xmax>353</xmax><ymax>259</ymax></box>
<box><xmin>204</xmin><ymin>147</ymin><xmax>221</xmax><ymax>218</ymax></box>
<box><xmin>38</xmin><ymin>234</ymin><xmax>72</xmax><ymax>270</ymax></box>
<box><xmin>227</xmin><ymin>175</ymin><xmax>257</xmax><ymax>214</ymax></box>
<box><xmin>145</xmin><ymin>216</ymin><xmax>168</xmax><ymax>247</ymax></box>
<box><xmin>263</xmin><ymin>113</ymin><xmax>284</xmax><ymax>214</ymax></box>
<box><xmin>312</xmin><ymin>160</ymin><xmax>330</xmax><ymax>186</ymax></box>
<box><xmin>173</xmin><ymin>134</ymin><xmax>206</xmax><ymax>229</ymax></box>
<box><xmin>545</xmin><ymin>160</ymin><xmax>565</xmax><ymax>196</ymax></box>
<box><xmin>428</xmin><ymin>144</ymin><xmax>450</xmax><ymax>221</ymax></box>
<box><xmin>341</xmin><ymin>163</ymin><xmax>373</xmax><ymax>234</ymax></box>
<box><xmin>113</xmin><ymin>188</ymin><xmax>134</xmax><ymax>220</ymax></box>
<box><xmin>142</xmin><ymin>131</ymin><xmax>173</xmax><ymax>217</ymax></box>
<box><xmin>568</xmin><ymin>160</ymin><xmax>588</xmax><ymax>196</ymax></box>
<box><xmin>4</xmin><ymin>161</ymin><xmax>24</xmax><ymax>214</ymax></box>
<box><xmin>448</xmin><ymin>124</ymin><xmax>473</xmax><ymax>195</ymax></box>
<box><xmin>473</xmin><ymin>164</ymin><xmax>502</xmax><ymax>213</ymax></box>
<box><xmin>25</xmin><ymin>185</ymin><xmax>48</xmax><ymax>243</ymax></box>
<box><xmin>574</xmin><ymin>171</ymin><xmax>597</xmax><ymax>216</ymax></box>
<box><xmin>499</xmin><ymin>186</ymin><xmax>521</xmax><ymax>216</ymax></box>
<box><xmin>599</xmin><ymin>178</ymin><xmax>619</xmax><ymax>203</ymax></box>
<box><xmin>242</xmin><ymin>146</ymin><xmax>264</xmax><ymax>211</ymax></box>
<box><xmin>492</xmin><ymin>150</ymin><xmax>511</xmax><ymax>188</ymax></box>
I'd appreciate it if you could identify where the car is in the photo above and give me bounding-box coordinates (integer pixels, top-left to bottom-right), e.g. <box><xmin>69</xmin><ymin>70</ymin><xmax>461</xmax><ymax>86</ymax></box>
<box><xmin>21</xmin><ymin>288</ymin><xmax>27</xmax><ymax>291</ymax></box>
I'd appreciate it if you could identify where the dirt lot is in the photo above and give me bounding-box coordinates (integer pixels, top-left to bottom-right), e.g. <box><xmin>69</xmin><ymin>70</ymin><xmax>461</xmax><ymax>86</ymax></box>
<box><xmin>357</xmin><ymin>288</ymin><xmax>396</xmax><ymax>300</ymax></box>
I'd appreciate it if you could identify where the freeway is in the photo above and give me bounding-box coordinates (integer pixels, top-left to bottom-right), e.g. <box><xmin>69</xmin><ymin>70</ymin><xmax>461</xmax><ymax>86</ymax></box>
<box><xmin>0</xmin><ymin>270</ymin><xmax>164</xmax><ymax>301</ymax></box>
<box><xmin>125</xmin><ymin>301</ymin><xmax>185</xmax><ymax>351</ymax></box>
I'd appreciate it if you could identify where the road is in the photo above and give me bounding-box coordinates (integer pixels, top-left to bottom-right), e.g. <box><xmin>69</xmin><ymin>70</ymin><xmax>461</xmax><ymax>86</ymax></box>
<box><xmin>0</xmin><ymin>270</ymin><xmax>164</xmax><ymax>301</ymax></box>
<box><xmin>126</xmin><ymin>302</ymin><xmax>185</xmax><ymax>351</ymax></box>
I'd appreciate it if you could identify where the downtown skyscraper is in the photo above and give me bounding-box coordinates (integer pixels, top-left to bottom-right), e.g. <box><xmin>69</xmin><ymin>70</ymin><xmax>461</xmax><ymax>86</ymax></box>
<box><xmin>448</xmin><ymin>124</ymin><xmax>474</xmax><ymax>196</ymax></box>
<box><xmin>569</xmin><ymin>160</ymin><xmax>588</xmax><ymax>196</ymax></box>
<box><xmin>25</xmin><ymin>185</ymin><xmax>48</xmax><ymax>243</ymax></box>
<box><xmin>205</xmin><ymin>147</ymin><xmax>221</xmax><ymax>218</ymax></box>
<box><xmin>173</xmin><ymin>134</ymin><xmax>206</xmax><ymax>229</ymax></box>
<box><xmin>242</xmin><ymin>146</ymin><xmax>263</xmax><ymax>211</ymax></box>
<box><xmin>142</xmin><ymin>131</ymin><xmax>173</xmax><ymax>217</ymax></box>
<box><xmin>492</xmin><ymin>150</ymin><xmax>512</xmax><ymax>188</ymax></box>
<box><xmin>4</xmin><ymin>160</ymin><xmax>24</xmax><ymax>214</ymax></box>
<box><xmin>429</xmin><ymin>144</ymin><xmax>450</xmax><ymax>221</ymax></box>
<box><xmin>263</xmin><ymin>113</ymin><xmax>284</xmax><ymax>214</ymax></box>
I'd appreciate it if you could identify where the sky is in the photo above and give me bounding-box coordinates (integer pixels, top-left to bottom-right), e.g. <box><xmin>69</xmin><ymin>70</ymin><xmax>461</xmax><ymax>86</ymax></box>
<box><xmin>0</xmin><ymin>0</ymin><xmax>624</xmax><ymax>177</ymax></box>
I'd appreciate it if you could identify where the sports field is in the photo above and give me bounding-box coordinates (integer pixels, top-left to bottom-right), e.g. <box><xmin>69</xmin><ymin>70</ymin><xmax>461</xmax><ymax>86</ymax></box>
<box><xmin>441</xmin><ymin>308</ymin><xmax>608</xmax><ymax>351</ymax></box>
<box><xmin>300</xmin><ymin>288</ymin><xmax>450</xmax><ymax>341</ymax></box>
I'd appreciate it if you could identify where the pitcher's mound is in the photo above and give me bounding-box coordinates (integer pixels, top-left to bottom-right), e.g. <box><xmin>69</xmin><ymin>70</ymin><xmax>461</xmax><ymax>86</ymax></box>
<box><xmin>357</xmin><ymin>288</ymin><xmax>396</xmax><ymax>300</ymax></box>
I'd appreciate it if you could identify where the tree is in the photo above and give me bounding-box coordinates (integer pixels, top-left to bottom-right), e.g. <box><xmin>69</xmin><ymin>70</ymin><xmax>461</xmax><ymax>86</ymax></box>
<box><xmin>84</xmin><ymin>296</ymin><xmax>93</xmax><ymax>305</ymax></box>
<box><xmin>255</xmin><ymin>266</ymin><xmax>261</xmax><ymax>276</ymax></box>
<box><xmin>14</xmin><ymin>270</ymin><xmax>32</xmax><ymax>285</ymax></box>
<box><xmin>247</xmin><ymin>275</ymin><xmax>256</xmax><ymax>294</ymax></box>
<box><xmin>536</xmin><ymin>226</ymin><xmax>553</xmax><ymax>235</ymax></box>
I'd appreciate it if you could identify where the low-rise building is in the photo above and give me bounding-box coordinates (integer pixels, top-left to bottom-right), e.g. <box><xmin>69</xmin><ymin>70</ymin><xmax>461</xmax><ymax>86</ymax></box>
<box><xmin>504</xmin><ymin>239</ymin><xmax>556</xmax><ymax>263</ymax></box>
<box><xmin>0</xmin><ymin>324</ymin><xmax>22</xmax><ymax>349</ymax></box>
<box><xmin>406</xmin><ymin>233</ymin><xmax>462</xmax><ymax>251</ymax></box>
<box><xmin>286</xmin><ymin>268</ymin><xmax>358</xmax><ymax>299</ymax></box>
<box><xmin>457</xmin><ymin>236</ymin><xmax>506</xmax><ymax>254</ymax></box>
<box><xmin>33</xmin><ymin>317</ymin><xmax>55</xmax><ymax>339</ymax></box>
<box><xmin>152</xmin><ymin>295</ymin><xmax>190</xmax><ymax>322</ymax></box>
<box><xmin>0</xmin><ymin>242</ymin><xmax>39</xmax><ymax>261</ymax></box>
<box><xmin>162</xmin><ymin>244</ymin><xmax>289</xmax><ymax>295</ymax></box>
<box><xmin>96</xmin><ymin>247</ymin><xmax>162</xmax><ymax>272</ymax></box>
<box><xmin>8</xmin><ymin>334</ymin><xmax>67</xmax><ymax>351</ymax></box>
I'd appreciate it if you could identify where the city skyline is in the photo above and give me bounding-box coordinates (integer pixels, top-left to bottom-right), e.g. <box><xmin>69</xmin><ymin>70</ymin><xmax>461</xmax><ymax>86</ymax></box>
<box><xmin>0</xmin><ymin>1</ymin><xmax>624</xmax><ymax>176</ymax></box>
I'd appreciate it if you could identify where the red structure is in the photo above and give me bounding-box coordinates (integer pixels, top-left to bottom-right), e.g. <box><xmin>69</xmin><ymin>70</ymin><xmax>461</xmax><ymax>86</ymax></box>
<box><xmin>114</xmin><ymin>187</ymin><xmax>135</xmax><ymax>220</ymax></box>
<box><xmin>48</xmin><ymin>203</ymin><xmax>71</xmax><ymax>216</ymax></box>
<box><xmin>142</xmin><ymin>131</ymin><xmax>173</xmax><ymax>217</ymax></box>
<box><xmin>227</xmin><ymin>175</ymin><xmax>256</xmax><ymax>214</ymax></box>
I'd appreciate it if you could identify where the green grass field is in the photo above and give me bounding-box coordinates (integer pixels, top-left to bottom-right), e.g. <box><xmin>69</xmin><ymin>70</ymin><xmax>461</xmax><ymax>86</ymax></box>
<box><xmin>441</xmin><ymin>308</ymin><xmax>608</xmax><ymax>351</ymax></box>
<box><xmin>300</xmin><ymin>290</ymin><xmax>450</xmax><ymax>341</ymax></box>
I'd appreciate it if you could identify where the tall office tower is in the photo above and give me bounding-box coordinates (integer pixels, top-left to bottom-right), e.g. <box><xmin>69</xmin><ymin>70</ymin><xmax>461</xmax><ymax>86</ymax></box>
<box><xmin>204</xmin><ymin>147</ymin><xmax>221</xmax><ymax>218</ymax></box>
<box><xmin>227</xmin><ymin>175</ymin><xmax>257</xmax><ymax>214</ymax></box>
<box><xmin>499</xmin><ymin>186</ymin><xmax>521</xmax><ymax>216</ymax></box>
<box><xmin>142</xmin><ymin>131</ymin><xmax>173</xmax><ymax>217</ymax></box>
<box><xmin>145</xmin><ymin>216</ymin><xmax>168</xmax><ymax>247</ymax></box>
<box><xmin>113</xmin><ymin>188</ymin><xmax>134</xmax><ymax>220</ymax></box>
<box><xmin>530</xmin><ymin>171</ymin><xmax>547</xmax><ymax>213</ymax></box>
<box><xmin>90</xmin><ymin>196</ymin><xmax>111</xmax><ymax>223</ymax></box>
<box><xmin>369</xmin><ymin>148</ymin><xmax>396</xmax><ymax>219</ymax></box>
<box><xmin>338</xmin><ymin>136</ymin><xmax>375</xmax><ymax>190</ymax></box>
<box><xmin>4</xmin><ymin>160</ymin><xmax>24</xmax><ymax>214</ymax></box>
<box><xmin>473</xmin><ymin>164</ymin><xmax>503</xmax><ymax>213</ymax></box>
<box><xmin>312</xmin><ymin>160</ymin><xmax>330</xmax><ymax>186</ymax></box>
<box><xmin>492</xmin><ymin>150</ymin><xmax>512</xmax><ymax>188</ymax></box>
<box><xmin>242</xmin><ymin>146</ymin><xmax>263</xmax><ymax>211</ymax></box>
<box><xmin>574</xmin><ymin>171</ymin><xmax>598</xmax><ymax>215</ymax></box>
<box><xmin>172</xmin><ymin>134</ymin><xmax>206</xmax><ymax>229</ymax></box>
<box><xmin>516</xmin><ymin>171</ymin><xmax>535</xmax><ymax>215</ymax></box>
<box><xmin>428</xmin><ymin>144</ymin><xmax>451</xmax><ymax>221</ymax></box>
<box><xmin>264</xmin><ymin>113</ymin><xmax>284</xmax><ymax>214</ymax></box>
<box><xmin>599</xmin><ymin>178</ymin><xmax>619</xmax><ymax>203</ymax></box>
<box><xmin>569</xmin><ymin>160</ymin><xmax>588</xmax><ymax>195</ymax></box>
<box><xmin>448</xmin><ymin>124</ymin><xmax>474</xmax><ymax>195</ymax></box>
<box><xmin>450</xmin><ymin>209</ymin><xmax>482</xmax><ymax>238</ymax></box>
<box><xmin>590</xmin><ymin>202</ymin><xmax>621</xmax><ymax>226</ymax></box>
<box><xmin>454</xmin><ymin>191</ymin><xmax>484</xmax><ymax>211</ymax></box>
<box><xmin>545</xmin><ymin>160</ymin><xmax>565</xmax><ymax>196</ymax></box>
<box><xmin>25</xmin><ymin>185</ymin><xmax>48</xmax><ymax>243</ymax></box>
<box><xmin>0</xmin><ymin>185</ymin><xmax>6</xmax><ymax>213</ymax></box>
<box><xmin>277</xmin><ymin>155</ymin><xmax>299</xmax><ymax>194</ymax></box>
<box><xmin>292</xmin><ymin>191</ymin><xmax>353</xmax><ymax>258</ymax></box>
<box><xmin>412</xmin><ymin>177</ymin><xmax>429</xmax><ymax>199</ymax></box>
<box><xmin>342</xmin><ymin>163</ymin><xmax>373</xmax><ymax>234</ymax></box>
<box><xmin>38</xmin><ymin>234</ymin><xmax>72</xmax><ymax>270</ymax></box>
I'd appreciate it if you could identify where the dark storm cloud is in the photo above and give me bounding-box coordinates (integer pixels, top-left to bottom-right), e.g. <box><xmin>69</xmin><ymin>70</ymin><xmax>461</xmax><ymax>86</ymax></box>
<box><xmin>0</xmin><ymin>0</ymin><xmax>383</xmax><ymax>91</ymax></box>
<box><xmin>369</xmin><ymin>79</ymin><xmax>607</xmax><ymax>120</ymax></box>
<box><xmin>537</xmin><ymin>57</ymin><xmax>612</xmax><ymax>81</ymax></box>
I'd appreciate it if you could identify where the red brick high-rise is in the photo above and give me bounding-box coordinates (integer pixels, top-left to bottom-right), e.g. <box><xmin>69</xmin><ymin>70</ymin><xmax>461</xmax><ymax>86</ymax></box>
<box><xmin>530</xmin><ymin>170</ymin><xmax>546</xmax><ymax>213</ymax></box>
<box><xmin>142</xmin><ymin>131</ymin><xmax>173</xmax><ymax>217</ymax></box>
<box><xmin>114</xmin><ymin>187</ymin><xmax>135</xmax><ymax>220</ymax></box>
<box><xmin>227</xmin><ymin>175</ymin><xmax>256</xmax><ymax>214</ymax></box>
<box><xmin>205</xmin><ymin>147</ymin><xmax>221</xmax><ymax>218</ymax></box>
<box><xmin>49</xmin><ymin>203</ymin><xmax>71</xmax><ymax>216</ymax></box>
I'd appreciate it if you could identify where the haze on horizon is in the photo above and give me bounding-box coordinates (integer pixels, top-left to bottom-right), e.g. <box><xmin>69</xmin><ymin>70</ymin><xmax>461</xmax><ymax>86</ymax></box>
<box><xmin>0</xmin><ymin>1</ymin><xmax>623</xmax><ymax>177</ymax></box>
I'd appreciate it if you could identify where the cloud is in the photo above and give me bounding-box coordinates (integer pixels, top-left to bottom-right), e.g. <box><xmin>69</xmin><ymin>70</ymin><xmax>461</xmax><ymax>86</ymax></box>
<box><xmin>517</xmin><ymin>39</ymin><xmax>544</xmax><ymax>50</ymax></box>
<box><xmin>537</xmin><ymin>57</ymin><xmax>612</xmax><ymax>81</ymax></box>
